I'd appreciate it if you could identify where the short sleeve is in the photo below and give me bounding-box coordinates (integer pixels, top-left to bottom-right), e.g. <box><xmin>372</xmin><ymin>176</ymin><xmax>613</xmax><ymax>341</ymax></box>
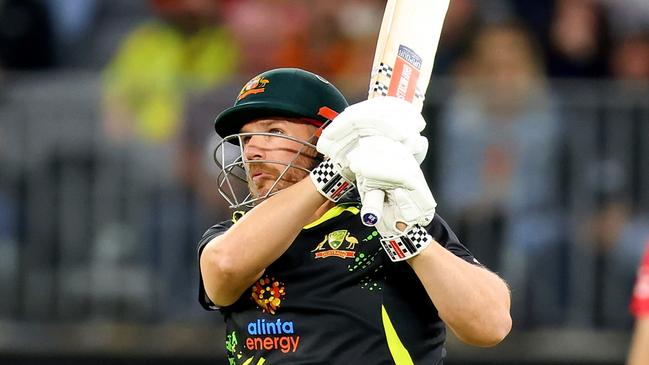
<box><xmin>197</xmin><ymin>221</ymin><xmax>233</xmax><ymax>310</ymax></box>
<box><xmin>427</xmin><ymin>213</ymin><xmax>482</xmax><ymax>266</ymax></box>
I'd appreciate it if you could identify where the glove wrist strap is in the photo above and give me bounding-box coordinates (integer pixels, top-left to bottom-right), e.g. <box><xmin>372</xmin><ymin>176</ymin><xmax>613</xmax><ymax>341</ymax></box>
<box><xmin>380</xmin><ymin>224</ymin><xmax>432</xmax><ymax>262</ymax></box>
<box><xmin>310</xmin><ymin>160</ymin><xmax>355</xmax><ymax>202</ymax></box>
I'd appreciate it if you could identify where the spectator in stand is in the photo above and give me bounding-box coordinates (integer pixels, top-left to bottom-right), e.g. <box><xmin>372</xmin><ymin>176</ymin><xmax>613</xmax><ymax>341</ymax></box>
<box><xmin>434</xmin><ymin>0</ymin><xmax>482</xmax><ymax>76</ymax></box>
<box><xmin>100</xmin><ymin>0</ymin><xmax>240</xmax><ymax>321</ymax></box>
<box><xmin>102</xmin><ymin>0</ymin><xmax>238</xmax><ymax>150</ymax></box>
<box><xmin>546</xmin><ymin>0</ymin><xmax>611</xmax><ymax>78</ymax></box>
<box><xmin>439</xmin><ymin>22</ymin><xmax>563</xmax><ymax>327</ymax></box>
<box><xmin>610</xmin><ymin>32</ymin><xmax>649</xmax><ymax>81</ymax></box>
<box><xmin>580</xmin><ymin>166</ymin><xmax>649</xmax><ymax>327</ymax></box>
<box><xmin>223</xmin><ymin>0</ymin><xmax>382</xmax><ymax>100</ymax></box>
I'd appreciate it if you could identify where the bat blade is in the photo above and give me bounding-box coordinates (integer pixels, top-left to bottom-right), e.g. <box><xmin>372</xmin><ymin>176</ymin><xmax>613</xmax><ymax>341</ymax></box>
<box><xmin>369</xmin><ymin>0</ymin><xmax>449</xmax><ymax>110</ymax></box>
<box><xmin>361</xmin><ymin>0</ymin><xmax>450</xmax><ymax>227</ymax></box>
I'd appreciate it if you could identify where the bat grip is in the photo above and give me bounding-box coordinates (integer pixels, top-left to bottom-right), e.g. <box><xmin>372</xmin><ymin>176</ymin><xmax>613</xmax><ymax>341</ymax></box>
<box><xmin>361</xmin><ymin>189</ymin><xmax>385</xmax><ymax>227</ymax></box>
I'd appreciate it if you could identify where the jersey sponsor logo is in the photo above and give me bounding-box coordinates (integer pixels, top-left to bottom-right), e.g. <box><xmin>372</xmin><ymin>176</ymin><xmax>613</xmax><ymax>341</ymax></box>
<box><xmin>251</xmin><ymin>276</ymin><xmax>286</xmax><ymax>314</ymax></box>
<box><xmin>237</xmin><ymin>75</ymin><xmax>270</xmax><ymax>101</ymax></box>
<box><xmin>248</xmin><ymin>318</ymin><xmax>294</xmax><ymax>335</ymax></box>
<box><xmin>246</xmin><ymin>318</ymin><xmax>300</xmax><ymax>353</ymax></box>
<box><xmin>311</xmin><ymin>229</ymin><xmax>359</xmax><ymax>259</ymax></box>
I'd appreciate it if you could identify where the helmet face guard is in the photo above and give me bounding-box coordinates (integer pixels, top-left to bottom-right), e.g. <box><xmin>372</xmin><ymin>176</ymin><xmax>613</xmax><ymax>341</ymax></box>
<box><xmin>213</xmin><ymin>131</ymin><xmax>322</xmax><ymax>209</ymax></box>
<box><xmin>211</xmin><ymin>68</ymin><xmax>348</xmax><ymax>209</ymax></box>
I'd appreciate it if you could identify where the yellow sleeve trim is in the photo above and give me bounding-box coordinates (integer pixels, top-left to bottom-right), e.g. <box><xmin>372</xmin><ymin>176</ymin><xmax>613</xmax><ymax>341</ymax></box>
<box><xmin>382</xmin><ymin>305</ymin><xmax>414</xmax><ymax>365</ymax></box>
<box><xmin>232</xmin><ymin>210</ymin><xmax>246</xmax><ymax>224</ymax></box>
<box><xmin>303</xmin><ymin>203</ymin><xmax>360</xmax><ymax>229</ymax></box>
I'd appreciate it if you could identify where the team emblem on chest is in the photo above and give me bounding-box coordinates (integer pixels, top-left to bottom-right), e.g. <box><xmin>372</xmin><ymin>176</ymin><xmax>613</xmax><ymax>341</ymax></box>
<box><xmin>311</xmin><ymin>229</ymin><xmax>359</xmax><ymax>259</ymax></box>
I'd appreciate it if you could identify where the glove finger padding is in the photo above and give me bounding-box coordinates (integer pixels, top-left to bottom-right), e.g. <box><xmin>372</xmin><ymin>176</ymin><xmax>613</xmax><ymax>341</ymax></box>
<box><xmin>370</xmin><ymin>189</ymin><xmax>436</xmax><ymax>263</ymax></box>
<box><xmin>320</xmin><ymin>96</ymin><xmax>425</xmax><ymax>143</ymax></box>
<box><xmin>403</xmin><ymin>135</ymin><xmax>429</xmax><ymax>164</ymax></box>
<box><xmin>388</xmin><ymin>188</ymin><xmax>435</xmax><ymax>227</ymax></box>
<box><xmin>347</xmin><ymin>136</ymin><xmax>428</xmax><ymax>190</ymax></box>
<box><xmin>357</xmin><ymin>185</ymin><xmax>435</xmax><ymax>235</ymax></box>
<box><xmin>316</xmin><ymin>96</ymin><xmax>428</xmax><ymax>172</ymax></box>
<box><xmin>350</xmin><ymin>135</ymin><xmax>437</xmax><ymax>224</ymax></box>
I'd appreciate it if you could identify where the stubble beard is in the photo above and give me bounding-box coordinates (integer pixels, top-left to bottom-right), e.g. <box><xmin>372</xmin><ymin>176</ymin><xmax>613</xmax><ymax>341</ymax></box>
<box><xmin>247</xmin><ymin>155</ymin><xmax>316</xmax><ymax>200</ymax></box>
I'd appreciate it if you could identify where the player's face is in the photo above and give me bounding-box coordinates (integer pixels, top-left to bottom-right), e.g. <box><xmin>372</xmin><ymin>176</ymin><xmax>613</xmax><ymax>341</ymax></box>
<box><xmin>240</xmin><ymin>118</ymin><xmax>319</xmax><ymax>198</ymax></box>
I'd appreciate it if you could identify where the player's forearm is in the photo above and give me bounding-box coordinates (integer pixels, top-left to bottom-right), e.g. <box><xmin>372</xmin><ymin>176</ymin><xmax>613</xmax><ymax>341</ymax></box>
<box><xmin>408</xmin><ymin>242</ymin><xmax>512</xmax><ymax>347</ymax></box>
<box><xmin>201</xmin><ymin>178</ymin><xmax>328</xmax><ymax>306</ymax></box>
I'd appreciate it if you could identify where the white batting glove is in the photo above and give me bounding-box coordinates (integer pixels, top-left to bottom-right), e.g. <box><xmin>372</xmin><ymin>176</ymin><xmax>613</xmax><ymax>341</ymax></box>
<box><xmin>348</xmin><ymin>136</ymin><xmax>436</xmax><ymax>224</ymax></box>
<box><xmin>310</xmin><ymin>159</ymin><xmax>355</xmax><ymax>202</ymax></box>
<box><xmin>377</xmin><ymin>218</ymin><xmax>435</xmax><ymax>262</ymax></box>
<box><xmin>316</xmin><ymin>96</ymin><xmax>428</xmax><ymax>180</ymax></box>
<box><xmin>346</xmin><ymin>136</ymin><xmax>436</xmax><ymax>261</ymax></box>
<box><xmin>357</xmin><ymin>184</ymin><xmax>437</xmax><ymax>262</ymax></box>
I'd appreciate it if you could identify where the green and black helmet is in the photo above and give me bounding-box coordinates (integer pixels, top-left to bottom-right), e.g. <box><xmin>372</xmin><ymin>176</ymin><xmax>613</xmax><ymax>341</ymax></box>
<box><xmin>214</xmin><ymin>68</ymin><xmax>349</xmax><ymax>139</ymax></box>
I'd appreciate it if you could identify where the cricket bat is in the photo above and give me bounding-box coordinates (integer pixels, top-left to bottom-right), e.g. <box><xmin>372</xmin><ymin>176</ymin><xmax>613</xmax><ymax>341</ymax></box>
<box><xmin>360</xmin><ymin>0</ymin><xmax>450</xmax><ymax>227</ymax></box>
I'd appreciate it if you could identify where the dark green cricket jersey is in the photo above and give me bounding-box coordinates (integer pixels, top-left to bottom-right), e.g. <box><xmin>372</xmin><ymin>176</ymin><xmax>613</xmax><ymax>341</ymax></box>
<box><xmin>197</xmin><ymin>202</ymin><xmax>478</xmax><ymax>365</ymax></box>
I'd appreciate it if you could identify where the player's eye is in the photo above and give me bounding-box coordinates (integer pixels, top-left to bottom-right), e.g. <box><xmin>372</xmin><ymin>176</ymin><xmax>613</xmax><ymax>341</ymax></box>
<box><xmin>269</xmin><ymin>128</ymin><xmax>285</xmax><ymax>135</ymax></box>
<box><xmin>240</xmin><ymin>135</ymin><xmax>251</xmax><ymax>145</ymax></box>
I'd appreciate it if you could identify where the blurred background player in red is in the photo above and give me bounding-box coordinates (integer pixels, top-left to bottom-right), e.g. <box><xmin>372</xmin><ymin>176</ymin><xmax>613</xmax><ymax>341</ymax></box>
<box><xmin>627</xmin><ymin>240</ymin><xmax>649</xmax><ymax>365</ymax></box>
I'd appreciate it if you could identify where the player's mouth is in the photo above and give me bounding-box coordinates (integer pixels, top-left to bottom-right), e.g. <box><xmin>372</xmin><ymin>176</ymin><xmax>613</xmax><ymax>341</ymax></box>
<box><xmin>252</xmin><ymin>172</ymin><xmax>273</xmax><ymax>181</ymax></box>
<box><xmin>250</xmin><ymin>168</ymin><xmax>276</xmax><ymax>182</ymax></box>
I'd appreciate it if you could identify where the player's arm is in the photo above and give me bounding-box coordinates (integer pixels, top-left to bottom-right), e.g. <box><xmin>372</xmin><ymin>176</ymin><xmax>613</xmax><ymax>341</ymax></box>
<box><xmin>628</xmin><ymin>317</ymin><xmax>649</xmax><ymax>365</ymax></box>
<box><xmin>408</xmin><ymin>243</ymin><xmax>511</xmax><ymax>347</ymax></box>
<box><xmin>200</xmin><ymin>177</ymin><xmax>330</xmax><ymax>307</ymax></box>
<box><xmin>200</xmin><ymin>149</ymin><xmax>356</xmax><ymax>307</ymax></box>
<box><xmin>347</xmin><ymin>136</ymin><xmax>511</xmax><ymax>346</ymax></box>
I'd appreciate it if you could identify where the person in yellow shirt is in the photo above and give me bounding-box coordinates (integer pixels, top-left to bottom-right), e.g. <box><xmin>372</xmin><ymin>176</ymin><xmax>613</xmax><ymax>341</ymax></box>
<box><xmin>102</xmin><ymin>0</ymin><xmax>239</xmax><ymax>145</ymax></box>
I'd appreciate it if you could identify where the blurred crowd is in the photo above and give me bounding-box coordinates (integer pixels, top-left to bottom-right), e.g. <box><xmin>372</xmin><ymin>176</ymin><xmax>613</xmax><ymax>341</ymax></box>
<box><xmin>1</xmin><ymin>0</ymin><xmax>649</xmax><ymax>331</ymax></box>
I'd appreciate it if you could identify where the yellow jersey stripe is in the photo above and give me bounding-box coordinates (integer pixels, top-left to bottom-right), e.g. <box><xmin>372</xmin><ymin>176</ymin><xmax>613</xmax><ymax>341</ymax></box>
<box><xmin>382</xmin><ymin>305</ymin><xmax>414</xmax><ymax>365</ymax></box>
<box><xmin>303</xmin><ymin>203</ymin><xmax>360</xmax><ymax>229</ymax></box>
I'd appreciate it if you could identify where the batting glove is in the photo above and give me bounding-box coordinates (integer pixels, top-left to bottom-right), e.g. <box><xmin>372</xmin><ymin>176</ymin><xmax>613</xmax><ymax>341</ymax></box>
<box><xmin>347</xmin><ymin>136</ymin><xmax>437</xmax><ymax>261</ymax></box>
<box><xmin>309</xmin><ymin>159</ymin><xmax>355</xmax><ymax>202</ymax></box>
<box><xmin>316</xmin><ymin>96</ymin><xmax>429</xmax><ymax>181</ymax></box>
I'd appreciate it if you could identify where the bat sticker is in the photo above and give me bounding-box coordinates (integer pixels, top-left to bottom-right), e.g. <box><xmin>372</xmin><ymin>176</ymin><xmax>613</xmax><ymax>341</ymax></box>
<box><xmin>387</xmin><ymin>45</ymin><xmax>422</xmax><ymax>102</ymax></box>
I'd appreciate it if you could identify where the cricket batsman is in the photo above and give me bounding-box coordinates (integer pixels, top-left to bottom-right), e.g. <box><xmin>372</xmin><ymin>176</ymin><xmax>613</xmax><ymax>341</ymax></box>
<box><xmin>198</xmin><ymin>68</ymin><xmax>511</xmax><ymax>364</ymax></box>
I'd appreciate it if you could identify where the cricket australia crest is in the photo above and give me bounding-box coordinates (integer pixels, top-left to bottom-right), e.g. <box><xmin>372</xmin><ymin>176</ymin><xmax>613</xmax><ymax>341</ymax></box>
<box><xmin>311</xmin><ymin>230</ymin><xmax>359</xmax><ymax>259</ymax></box>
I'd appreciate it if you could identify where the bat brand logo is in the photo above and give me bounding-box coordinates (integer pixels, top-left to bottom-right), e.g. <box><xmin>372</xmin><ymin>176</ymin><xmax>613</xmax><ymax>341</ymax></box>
<box><xmin>311</xmin><ymin>229</ymin><xmax>359</xmax><ymax>259</ymax></box>
<box><xmin>362</xmin><ymin>213</ymin><xmax>378</xmax><ymax>226</ymax></box>
<box><xmin>397</xmin><ymin>45</ymin><xmax>422</xmax><ymax>69</ymax></box>
<box><xmin>237</xmin><ymin>75</ymin><xmax>270</xmax><ymax>101</ymax></box>
<box><xmin>388</xmin><ymin>45</ymin><xmax>422</xmax><ymax>102</ymax></box>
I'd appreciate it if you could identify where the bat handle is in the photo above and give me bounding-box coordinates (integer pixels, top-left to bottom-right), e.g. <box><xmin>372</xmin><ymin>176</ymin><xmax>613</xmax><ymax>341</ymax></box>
<box><xmin>361</xmin><ymin>189</ymin><xmax>385</xmax><ymax>227</ymax></box>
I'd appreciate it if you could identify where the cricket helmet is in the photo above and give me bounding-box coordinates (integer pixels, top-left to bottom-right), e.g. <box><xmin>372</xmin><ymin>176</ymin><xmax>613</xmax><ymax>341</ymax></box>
<box><xmin>212</xmin><ymin>68</ymin><xmax>350</xmax><ymax>209</ymax></box>
<box><xmin>214</xmin><ymin>68</ymin><xmax>348</xmax><ymax>139</ymax></box>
